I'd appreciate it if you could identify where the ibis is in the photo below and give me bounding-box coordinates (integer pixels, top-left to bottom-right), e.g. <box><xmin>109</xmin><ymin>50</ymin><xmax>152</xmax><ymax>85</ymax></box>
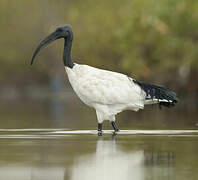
<box><xmin>31</xmin><ymin>24</ymin><xmax>179</xmax><ymax>134</ymax></box>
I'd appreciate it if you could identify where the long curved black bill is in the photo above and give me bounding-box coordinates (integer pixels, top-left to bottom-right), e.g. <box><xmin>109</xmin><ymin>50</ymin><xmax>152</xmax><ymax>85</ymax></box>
<box><xmin>30</xmin><ymin>31</ymin><xmax>60</xmax><ymax>65</ymax></box>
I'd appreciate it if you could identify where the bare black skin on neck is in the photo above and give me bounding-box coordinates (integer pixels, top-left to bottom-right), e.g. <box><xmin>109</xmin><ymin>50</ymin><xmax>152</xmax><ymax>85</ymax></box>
<box><xmin>63</xmin><ymin>31</ymin><xmax>74</xmax><ymax>68</ymax></box>
<box><xmin>30</xmin><ymin>24</ymin><xmax>74</xmax><ymax>69</ymax></box>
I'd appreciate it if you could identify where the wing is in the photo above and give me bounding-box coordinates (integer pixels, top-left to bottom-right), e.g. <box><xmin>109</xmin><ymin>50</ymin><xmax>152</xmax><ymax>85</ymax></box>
<box><xmin>72</xmin><ymin>65</ymin><xmax>145</xmax><ymax>106</ymax></box>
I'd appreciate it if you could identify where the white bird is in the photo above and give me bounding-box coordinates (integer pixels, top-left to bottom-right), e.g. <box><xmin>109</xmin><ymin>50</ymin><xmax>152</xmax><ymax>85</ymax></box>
<box><xmin>31</xmin><ymin>24</ymin><xmax>178</xmax><ymax>134</ymax></box>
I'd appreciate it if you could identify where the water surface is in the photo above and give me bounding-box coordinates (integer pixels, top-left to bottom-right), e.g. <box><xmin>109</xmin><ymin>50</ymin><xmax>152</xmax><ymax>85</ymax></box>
<box><xmin>0</xmin><ymin>97</ymin><xmax>197</xmax><ymax>180</ymax></box>
<box><xmin>0</xmin><ymin>130</ymin><xmax>198</xmax><ymax>180</ymax></box>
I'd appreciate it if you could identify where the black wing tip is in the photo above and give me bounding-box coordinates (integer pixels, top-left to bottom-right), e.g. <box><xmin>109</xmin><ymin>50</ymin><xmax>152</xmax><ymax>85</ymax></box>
<box><xmin>173</xmin><ymin>97</ymin><xmax>179</xmax><ymax>103</ymax></box>
<box><xmin>159</xmin><ymin>95</ymin><xmax>179</xmax><ymax>108</ymax></box>
<box><xmin>167</xmin><ymin>91</ymin><xmax>179</xmax><ymax>104</ymax></box>
<box><xmin>133</xmin><ymin>79</ymin><xmax>179</xmax><ymax>107</ymax></box>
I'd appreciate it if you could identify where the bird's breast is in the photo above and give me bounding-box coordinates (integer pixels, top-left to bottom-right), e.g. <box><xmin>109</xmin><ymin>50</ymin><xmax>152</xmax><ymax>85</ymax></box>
<box><xmin>65</xmin><ymin>64</ymin><xmax>96</xmax><ymax>107</ymax></box>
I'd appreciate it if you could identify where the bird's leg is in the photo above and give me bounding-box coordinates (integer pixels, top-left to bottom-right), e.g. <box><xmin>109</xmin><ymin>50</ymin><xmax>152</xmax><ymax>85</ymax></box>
<box><xmin>111</xmin><ymin>121</ymin><xmax>119</xmax><ymax>132</ymax></box>
<box><xmin>97</xmin><ymin>123</ymin><xmax>102</xmax><ymax>136</ymax></box>
<box><xmin>98</xmin><ymin>123</ymin><xmax>102</xmax><ymax>131</ymax></box>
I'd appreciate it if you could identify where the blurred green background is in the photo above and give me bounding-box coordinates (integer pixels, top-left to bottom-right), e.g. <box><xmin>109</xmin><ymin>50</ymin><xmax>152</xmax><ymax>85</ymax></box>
<box><xmin>0</xmin><ymin>0</ymin><xmax>197</xmax><ymax>129</ymax></box>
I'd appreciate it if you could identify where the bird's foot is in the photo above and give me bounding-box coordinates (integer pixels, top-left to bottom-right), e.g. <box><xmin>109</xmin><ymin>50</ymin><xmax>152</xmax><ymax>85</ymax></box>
<box><xmin>97</xmin><ymin>131</ymin><xmax>102</xmax><ymax>136</ymax></box>
<box><xmin>97</xmin><ymin>123</ymin><xmax>103</xmax><ymax>136</ymax></box>
<box><xmin>113</xmin><ymin>129</ymin><xmax>119</xmax><ymax>136</ymax></box>
<box><xmin>114</xmin><ymin>129</ymin><xmax>119</xmax><ymax>133</ymax></box>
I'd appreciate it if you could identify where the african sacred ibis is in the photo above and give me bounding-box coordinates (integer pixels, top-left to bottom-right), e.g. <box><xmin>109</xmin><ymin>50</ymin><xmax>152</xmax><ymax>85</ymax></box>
<box><xmin>31</xmin><ymin>24</ymin><xmax>179</xmax><ymax>134</ymax></box>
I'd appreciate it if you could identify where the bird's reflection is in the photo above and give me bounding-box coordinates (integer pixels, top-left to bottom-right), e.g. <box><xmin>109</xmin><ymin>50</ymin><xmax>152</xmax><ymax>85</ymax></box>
<box><xmin>71</xmin><ymin>137</ymin><xmax>144</xmax><ymax>180</ymax></box>
<box><xmin>0</xmin><ymin>135</ymin><xmax>176</xmax><ymax>180</ymax></box>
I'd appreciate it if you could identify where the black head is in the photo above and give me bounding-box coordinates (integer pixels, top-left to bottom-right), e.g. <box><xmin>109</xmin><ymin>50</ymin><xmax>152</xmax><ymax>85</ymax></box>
<box><xmin>30</xmin><ymin>24</ymin><xmax>73</xmax><ymax>66</ymax></box>
<box><xmin>55</xmin><ymin>24</ymin><xmax>73</xmax><ymax>40</ymax></box>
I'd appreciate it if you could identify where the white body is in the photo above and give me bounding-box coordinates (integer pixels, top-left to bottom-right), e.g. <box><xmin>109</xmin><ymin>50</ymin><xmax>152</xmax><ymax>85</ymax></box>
<box><xmin>66</xmin><ymin>64</ymin><xmax>152</xmax><ymax>123</ymax></box>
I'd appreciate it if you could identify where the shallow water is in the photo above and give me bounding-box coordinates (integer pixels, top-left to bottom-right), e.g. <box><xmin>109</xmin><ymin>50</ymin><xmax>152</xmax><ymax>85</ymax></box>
<box><xmin>0</xmin><ymin>96</ymin><xmax>197</xmax><ymax>180</ymax></box>
<box><xmin>0</xmin><ymin>130</ymin><xmax>198</xmax><ymax>180</ymax></box>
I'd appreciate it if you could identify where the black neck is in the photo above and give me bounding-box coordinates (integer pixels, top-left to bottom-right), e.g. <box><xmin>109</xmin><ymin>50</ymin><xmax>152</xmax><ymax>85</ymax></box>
<box><xmin>63</xmin><ymin>36</ymin><xmax>74</xmax><ymax>68</ymax></box>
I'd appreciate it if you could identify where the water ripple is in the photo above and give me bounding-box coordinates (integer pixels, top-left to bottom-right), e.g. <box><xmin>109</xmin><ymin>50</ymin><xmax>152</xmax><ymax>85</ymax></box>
<box><xmin>0</xmin><ymin>129</ymin><xmax>198</xmax><ymax>138</ymax></box>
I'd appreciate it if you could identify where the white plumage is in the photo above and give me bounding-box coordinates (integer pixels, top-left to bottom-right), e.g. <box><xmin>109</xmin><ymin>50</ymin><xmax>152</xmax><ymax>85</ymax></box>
<box><xmin>31</xmin><ymin>24</ymin><xmax>178</xmax><ymax>133</ymax></box>
<box><xmin>66</xmin><ymin>64</ymin><xmax>145</xmax><ymax>123</ymax></box>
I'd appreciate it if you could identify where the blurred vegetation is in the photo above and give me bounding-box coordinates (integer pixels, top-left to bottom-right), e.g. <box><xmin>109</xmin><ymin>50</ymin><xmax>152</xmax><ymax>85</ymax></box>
<box><xmin>0</xmin><ymin>0</ymin><xmax>198</xmax><ymax>98</ymax></box>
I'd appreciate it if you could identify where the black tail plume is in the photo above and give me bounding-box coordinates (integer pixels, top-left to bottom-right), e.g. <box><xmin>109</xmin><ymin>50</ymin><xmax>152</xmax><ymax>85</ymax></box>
<box><xmin>133</xmin><ymin>80</ymin><xmax>179</xmax><ymax>108</ymax></box>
